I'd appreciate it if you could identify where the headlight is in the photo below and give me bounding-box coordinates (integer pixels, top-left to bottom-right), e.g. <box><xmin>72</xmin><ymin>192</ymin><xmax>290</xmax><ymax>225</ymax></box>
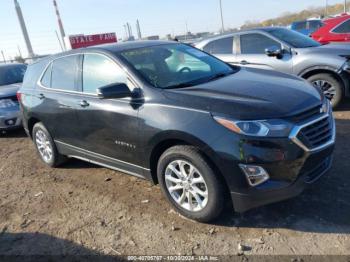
<box><xmin>213</xmin><ymin>116</ymin><xmax>292</xmax><ymax>137</ymax></box>
<box><xmin>0</xmin><ymin>99</ymin><xmax>17</xmax><ymax>109</ymax></box>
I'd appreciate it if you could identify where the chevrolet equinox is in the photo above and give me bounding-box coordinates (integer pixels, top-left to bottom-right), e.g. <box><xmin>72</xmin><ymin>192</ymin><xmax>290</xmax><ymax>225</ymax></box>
<box><xmin>19</xmin><ymin>41</ymin><xmax>335</xmax><ymax>222</ymax></box>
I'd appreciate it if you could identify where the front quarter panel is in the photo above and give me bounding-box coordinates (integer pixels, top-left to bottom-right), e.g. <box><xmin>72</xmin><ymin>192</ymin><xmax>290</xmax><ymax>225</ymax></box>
<box><xmin>293</xmin><ymin>49</ymin><xmax>345</xmax><ymax>76</ymax></box>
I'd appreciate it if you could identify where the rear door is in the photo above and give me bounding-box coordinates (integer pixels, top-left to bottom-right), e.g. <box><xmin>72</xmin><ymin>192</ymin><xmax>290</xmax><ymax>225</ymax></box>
<box><xmin>236</xmin><ymin>32</ymin><xmax>293</xmax><ymax>74</ymax></box>
<box><xmin>35</xmin><ymin>54</ymin><xmax>82</xmax><ymax>146</ymax></box>
<box><xmin>202</xmin><ymin>36</ymin><xmax>237</xmax><ymax>64</ymax></box>
<box><xmin>74</xmin><ymin>52</ymin><xmax>143</xmax><ymax>170</ymax></box>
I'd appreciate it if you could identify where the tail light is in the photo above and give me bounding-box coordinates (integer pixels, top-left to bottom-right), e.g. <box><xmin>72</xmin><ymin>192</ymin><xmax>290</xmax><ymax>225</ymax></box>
<box><xmin>16</xmin><ymin>91</ymin><xmax>22</xmax><ymax>103</ymax></box>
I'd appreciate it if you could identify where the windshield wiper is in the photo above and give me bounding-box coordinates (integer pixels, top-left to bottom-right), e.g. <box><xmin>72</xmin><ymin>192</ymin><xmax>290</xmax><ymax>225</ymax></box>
<box><xmin>206</xmin><ymin>71</ymin><xmax>233</xmax><ymax>82</ymax></box>
<box><xmin>164</xmin><ymin>71</ymin><xmax>234</xmax><ymax>89</ymax></box>
<box><xmin>164</xmin><ymin>81</ymin><xmax>198</xmax><ymax>89</ymax></box>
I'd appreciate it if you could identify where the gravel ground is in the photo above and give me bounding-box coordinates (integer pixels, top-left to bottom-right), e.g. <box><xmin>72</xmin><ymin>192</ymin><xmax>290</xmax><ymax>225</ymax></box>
<box><xmin>0</xmin><ymin>101</ymin><xmax>350</xmax><ymax>260</ymax></box>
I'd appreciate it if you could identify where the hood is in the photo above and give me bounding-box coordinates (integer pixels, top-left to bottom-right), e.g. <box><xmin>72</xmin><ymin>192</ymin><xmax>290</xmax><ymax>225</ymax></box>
<box><xmin>0</xmin><ymin>83</ymin><xmax>21</xmax><ymax>98</ymax></box>
<box><xmin>297</xmin><ymin>43</ymin><xmax>350</xmax><ymax>57</ymax></box>
<box><xmin>162</xmin><ymin>68</ymin><xmax>322</xmax><ymax>120</ymax></box>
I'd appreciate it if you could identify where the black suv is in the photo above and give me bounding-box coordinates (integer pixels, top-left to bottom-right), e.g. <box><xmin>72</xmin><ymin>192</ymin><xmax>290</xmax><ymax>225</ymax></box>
<box><xmin>19</xmin><ymin>41</ymin><xmax>335</xmax><ymax>222</ymax></box>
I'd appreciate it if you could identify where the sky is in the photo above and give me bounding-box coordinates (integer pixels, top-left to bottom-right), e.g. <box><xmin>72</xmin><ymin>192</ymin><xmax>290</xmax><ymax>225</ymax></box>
<box><xmin>0</xmin><ymin>0</ymin><xmax>345</xmax><ymax>59</ymax></box>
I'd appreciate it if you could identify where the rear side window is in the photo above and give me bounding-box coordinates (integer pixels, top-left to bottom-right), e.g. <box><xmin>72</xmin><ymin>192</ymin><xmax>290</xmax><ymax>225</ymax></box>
<box><xmin>240</xmin><ymin>33</ymin><xmax>281</xmax><ymax>54</ymax></box>
<box><xmin>294</xmin><ymin>21</ymin><xmax>307</xmax><ymax>30</ymax></box>
<box><xmin>333</xmin><ymin>19</ymin><xmax>350</xmax><ymax>33</ymax></box>
<box><xmin>22</xmin><ymin>62</ymin><xmax>46</xmax><ymax>89</ymax></box>
<box><xmin>82</xmin><ymin>54</ymin><xmax>128</xmax><ymax>94</ymax></box>
<box><xmin>51</xmin><ymin>55</ymin><xmax>79</xmax><ymax>91</ymax></box>
<box><xmin>203</xmin><ymin>37</ymin><xmax>233</xmax><ymax>54</ymax></box>
<box><xmin>41</xmin><ymin>63</ymin><xmax>52</xmax><ymax>87</ymax></box>
<box><xmin>308</xmin><ymin>20</ymin><xmax>323</xmax><ymax>31</ymax></box>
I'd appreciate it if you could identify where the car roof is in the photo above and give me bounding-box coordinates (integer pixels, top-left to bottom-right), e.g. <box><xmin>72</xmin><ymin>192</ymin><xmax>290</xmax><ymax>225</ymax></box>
<box><xmin>53</xmin><ymin>40</ymin><xmax>178</xmax><ymax>57</ymax></box>
<box><xmin>324</xmin><ymin>14</ymin><xmax>350</xmax><ymax>22</ymax></box>
<box><xmin>0</xmin><ymin>63</ymin><xmax>26</xmax><ymax>68</ymax></box>
<box><xmin>195</xmin><ymin>27</ymin><xmax>283</xmax><ymax>45</ymax></box>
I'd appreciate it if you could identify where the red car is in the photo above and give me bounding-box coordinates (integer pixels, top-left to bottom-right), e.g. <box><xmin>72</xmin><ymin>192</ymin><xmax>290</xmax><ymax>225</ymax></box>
<box><xmin>312</xmin><ymin>14</ymin><xmax>350</xmax><ymax>44</ymax></box>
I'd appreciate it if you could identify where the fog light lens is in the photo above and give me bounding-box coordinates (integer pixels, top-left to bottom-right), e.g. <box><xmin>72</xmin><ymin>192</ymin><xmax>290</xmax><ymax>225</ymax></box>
<box><xmin>5</xmin><ymin>119</ymin><xmax>16</xmax><ymax>126</ymax></box>
<box><xmin>239</xmin><ymin>164</ymin><xmax>270</xmax><ymax>187</ymax></box>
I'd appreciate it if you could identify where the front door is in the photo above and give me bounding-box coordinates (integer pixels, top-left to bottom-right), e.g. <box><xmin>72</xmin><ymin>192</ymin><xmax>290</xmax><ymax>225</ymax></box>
<box><xmin>236</xmin><ymin>33</ymin><xmax>293</xmax><ymax>74</ymax></box>
<box><xmin>74</xmin><ymin>53</ymin><xmax>143</xmax><ymax>173</ymax></box>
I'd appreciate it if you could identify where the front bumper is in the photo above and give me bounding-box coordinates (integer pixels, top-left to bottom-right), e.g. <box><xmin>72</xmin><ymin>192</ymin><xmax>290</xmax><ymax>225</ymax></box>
<box><xmin>339</xmin><ymin>69</ymin><xmax>350</xmax><ymax>97</ymax></box>
<box><xmin>227</xmin><ymin>108</ymin><xmax>336</xmax><ymax>212</ymax></box>
<box><xmin>0</xmin><ymin>107</ymin><xmax>22</xmax><ymax>131</ymax></box>
<box><xmin>232</xmin><ymin>148</ymin><xmax>334</xmax><ymax>212</ymax></box>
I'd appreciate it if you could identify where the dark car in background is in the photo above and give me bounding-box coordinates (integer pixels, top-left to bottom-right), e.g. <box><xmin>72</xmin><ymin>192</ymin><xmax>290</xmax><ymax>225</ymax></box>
<box><xmin>290</xmin><ymin>19</ymin><xmax>324</xmax><ymax>36</ymax></box>
<box><xmin>312</xmin><ymin>14</ymin><xmax>350</xmax><ymax>44</ymax></box>
<box><xmin>18</xmin><ymin>41</ymin><xmax>335</xmax><ymax>222</ymax></box>
<box><xmin>0</xmin><ymin>63</ymin><xmax>27</xmax><ymax>131</ymax></box>
<box><xmin>195</xmin><ymin>27</ymin><xmax>350</xmax><ymax>108</ymax></box>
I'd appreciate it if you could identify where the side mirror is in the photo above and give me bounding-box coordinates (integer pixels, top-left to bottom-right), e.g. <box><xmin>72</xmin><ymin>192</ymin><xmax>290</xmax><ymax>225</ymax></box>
<box><xmin>97</xmin><ymin>83</ymin><xmax>132</xmax><ymax>99</ymax></box>
<box><xmin>265</xmin><ymin>46</ymin><xmax>283</xmax><ymax>59</ymax></box>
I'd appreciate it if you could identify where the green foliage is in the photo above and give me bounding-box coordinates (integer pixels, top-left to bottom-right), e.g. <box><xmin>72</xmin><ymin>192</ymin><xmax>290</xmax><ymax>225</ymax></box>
<box><xmin>241</xmin><ymin>3</ymin><xmax>345</xmax><ymax>29</ymax></box>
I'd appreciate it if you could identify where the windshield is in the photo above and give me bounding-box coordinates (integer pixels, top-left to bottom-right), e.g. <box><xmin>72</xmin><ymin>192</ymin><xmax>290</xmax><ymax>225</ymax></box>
<box><xmin>266</xmin><ymin>28</ymin><xmax>321</xmax><ymax>48</ymax></box>
<box><xmin>119</xmin><ymin>44</ymin><xmax>236</xmax><ymax>89</ymax></box>
<box><xmin>0</xmin><ymin>65</ymin><xmax>27</xmax><ymax>86</ymax></box>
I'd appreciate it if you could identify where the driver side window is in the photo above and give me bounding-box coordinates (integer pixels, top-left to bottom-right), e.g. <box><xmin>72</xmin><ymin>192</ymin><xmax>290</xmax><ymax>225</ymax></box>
<box><xmin>240</xmin><ymin>33</ymin><xmax>281</xmax><ymax>54</ymax></box>
<box><xmin>82</xmin><ymin>54</ymin><xmax>130</xmax><ymax>94</ymax></box>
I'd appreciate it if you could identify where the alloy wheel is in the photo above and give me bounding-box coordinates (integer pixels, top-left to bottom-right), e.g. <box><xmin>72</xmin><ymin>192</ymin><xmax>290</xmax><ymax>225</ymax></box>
<box><xmin>165</xmin><ymin>160</ymin><xmax>208</xmax><ymax>212</ymax></box>
<box><xmin>35</xmin><ymin>130</ymin><xmax>53</xmax><ymax>163</ymax></box>
<box><xmin>312</xmin><ymin>80</ymin><xmax>336</xmax><ymax>101</ymax></box>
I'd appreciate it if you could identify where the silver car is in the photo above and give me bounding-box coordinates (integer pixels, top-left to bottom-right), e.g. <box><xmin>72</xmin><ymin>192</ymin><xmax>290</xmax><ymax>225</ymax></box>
<box><xmin>0</xmin><ymin>64</ymin><xmax>27</xmax><ymax>131</ymax></box>
<box><xmin>195</xmin><ymin>27</ymin><xmax>350</xmax><ymax>108</ymax></box>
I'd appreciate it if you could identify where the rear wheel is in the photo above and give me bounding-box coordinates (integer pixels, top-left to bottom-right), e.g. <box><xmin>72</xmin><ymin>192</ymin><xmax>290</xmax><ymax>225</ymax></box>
<box><xmin>157</xmin><ymin>145</ymin><xmax>224</xmax><ymax>222</ymax></box>
<box><xmin>307</xmin><ymin>73</ymin><xmax>343</xmax><ymax>108</ymax></box>
<box><xmin>32</xmin><ymin>122</ymin><xmax>67</xmax><ymax>167</ymax></box>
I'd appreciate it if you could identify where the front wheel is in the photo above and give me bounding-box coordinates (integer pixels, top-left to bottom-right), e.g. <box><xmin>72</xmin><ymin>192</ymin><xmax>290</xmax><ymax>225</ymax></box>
<box><xmin>157</xmin><ymin>146</ymin><xmax>224</xmax><ymax>222</ymax></box>
<box><xmin>307</xmin><ymin>73</ymin><xmax>343</xmax><ymax>108</ymax></box>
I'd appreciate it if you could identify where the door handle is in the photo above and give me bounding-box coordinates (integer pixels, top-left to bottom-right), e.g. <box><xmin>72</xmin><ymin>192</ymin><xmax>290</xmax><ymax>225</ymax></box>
<box><xmin>38</xmin><ymin>93</ymin><xmax>45</xmax><ymax>100</ymax></box>
<box><xmin>79</xmin><ymin>100</ymin><xmax>90</xmax><ymax>107</ymax></box>
<box><xmin>240</xmin><ymin>60</ymin><xmax>249</xmax><ymax>65</ymax></box>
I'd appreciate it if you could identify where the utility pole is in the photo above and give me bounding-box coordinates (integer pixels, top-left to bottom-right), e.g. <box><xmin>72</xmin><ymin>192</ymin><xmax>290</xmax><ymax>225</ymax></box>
<box><xmin>127</xmin><ymin>23</ymin><xmax>132</xmax><ymax>38</ymax></box>
<box><xmin>14</xmin><ymin>0</ymin><xmax>34</xmax><ymax>58</ymax></box>
<box><xmin>219</xmin><ymin>0</ymin><xmax>225</xmax><ymax>33</ymax></box>
<box><xmin>136</xmin><ymin>19</ymin><xmax>142</xmax><ymax>39</ymax></box>
<box><xmin>17</xmin><ymin>45</ymin><xmax>22</xmax><ymax>57</ymax></box>
<box><xmin>55</xmin><ymin>30</ymin><xmax>64</xmax><ymax>51</ymax></box>
<box><xmin>53</xmin><ymin>0</ymin><xmax>67</xmax><ymax>50</ymax></box>
<box><xmin>345</xmin><ymin>0</ymin><xmax>348</xmax><ymax>13</ymax></box>
<box><xmin>325</xmin><ymin>0</ymin><xmax>328</xmax><ymax>16</ymax></box>
<box><xmin>1</xmin><ymin>51</ymin><xmax>6</xmax><ymax>63</ymax></box>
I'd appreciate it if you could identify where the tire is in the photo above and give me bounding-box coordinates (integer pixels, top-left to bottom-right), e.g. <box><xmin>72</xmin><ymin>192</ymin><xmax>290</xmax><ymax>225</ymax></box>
<box><xmin>32</xmin><ymin>122</ymin><xmax>67</xmax><ymax>167</ymax></box>
<box><xmin>157</xmin><ymin>145</ymin><xmax>224</xmax><ymax>222</ymax></box>
<box><xmin>307</xmin><ymin>73</ymin><xmax>343</xmax><ymax>108</ymax></box>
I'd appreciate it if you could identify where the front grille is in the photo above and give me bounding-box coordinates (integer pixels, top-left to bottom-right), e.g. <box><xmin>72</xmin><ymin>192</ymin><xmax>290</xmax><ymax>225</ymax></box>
<box><xmin>288</xmin><ymin>105</ymin><xmax>322</xmax><ymax>123</ymax></box>
<box><xmin>296</xmin><ymin>116</ymin><xmax>333</xmax><ymax>150</ymax></box>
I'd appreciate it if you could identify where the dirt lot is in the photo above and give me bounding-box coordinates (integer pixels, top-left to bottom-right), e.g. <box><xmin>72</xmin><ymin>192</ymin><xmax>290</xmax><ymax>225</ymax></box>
<box><xmin>1</xmin><ymin>102</ymin><xmax>350</xmax><ymax>259</ymax></box>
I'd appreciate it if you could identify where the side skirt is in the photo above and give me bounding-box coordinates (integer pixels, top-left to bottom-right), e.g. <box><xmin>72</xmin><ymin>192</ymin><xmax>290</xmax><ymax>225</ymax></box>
<box><xmin>55</xmin><ymin>140</ymin><xmax>152</xmax><ymax>181</ymax></box>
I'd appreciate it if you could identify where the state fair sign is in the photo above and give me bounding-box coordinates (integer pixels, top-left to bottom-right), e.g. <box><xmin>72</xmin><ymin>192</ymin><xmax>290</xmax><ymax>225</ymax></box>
<box><xmin>68</xmin><ymin>33</ymin><xmax>117</xmax><ymax>49</ymax></box>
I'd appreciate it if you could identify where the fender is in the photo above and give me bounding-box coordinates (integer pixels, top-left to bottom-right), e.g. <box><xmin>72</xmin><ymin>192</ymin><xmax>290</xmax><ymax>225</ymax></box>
<box><xmin>297</xmin><ymin>65</ymin><xmax>350</xmax><ymax>97</ymax></box>
<box><xmin>145</xmin><ymin>130</ymin><xmax>222</xmax><ymax>183</ymax></box>
<box><xmin>297</xmin><ymin>65</ymin><xmax>340</xmax><ymax>78</ymax></box>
